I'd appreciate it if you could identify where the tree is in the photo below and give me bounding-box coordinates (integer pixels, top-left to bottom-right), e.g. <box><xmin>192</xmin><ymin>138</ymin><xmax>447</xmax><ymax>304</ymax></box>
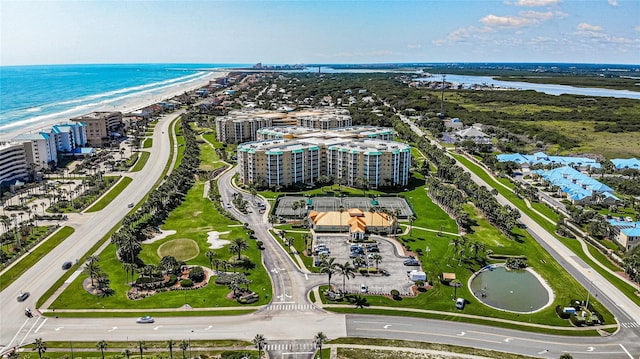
<box><xmin>450</xmin><ymin>279</ymin><xmax>462</xmax><ymax>298</ymax></box>
<box><xmin>33</xmin><ymin>338</ymin><xmax>47</xmax><ymax>359</ymax></box>
<box><xmin>167</xmin><ymin>340</ymin><xmax>175</xmax><ymax>359</ymax></box>
<box><xmin>229</xmin><ymin>238</ymin><xmax>249</xmax><ymax>260</ymax></box>
<box><xmin>137</xmin><ymin>341</ymin><xmax>146</xmax><ymax>359</ymax></box>
<box><xmin>205</xmin><ymin>250</ymin><xmax>216</xmax><ymax>269</ymax></box>
<box><xmin>96</xmin><ymin>340</ymin><xmax>108</xmax><ymax>359</ymax></box>
<box><xmin>318</xmin><ymin>257</ymin><xmax>338</xmax><ymax>290</ymax></box>
<box><xmin>252</xmin><ymin>334</ymin><xmax>267</xmax><ymax>358</ymax></box>
<box><xmin>179</xmin><ymin>340</ymin><xmax>189</xmax><ymax>359</ymax></box>
<box><xmin>313</xmin><ymin>332</ymin><xmax>328</xmax><ymax>359</ymax></box>
<box><xmin>336</xmin><ymin>262</ymin><xmax>356</xmax><ymax>293</ymax></box>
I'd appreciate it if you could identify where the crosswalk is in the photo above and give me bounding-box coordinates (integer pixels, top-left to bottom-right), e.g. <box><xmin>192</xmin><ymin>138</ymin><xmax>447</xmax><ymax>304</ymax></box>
<box><xmin>264</xmin><ymin>342</ymin><xmax>316</xmax><ymax>351</ymax></box>
<box><xmin>263</xmin><ymin>303</ymin><xmax>317</xmax><ymax>311</ymax></box>
<box><xmin>621</xmin><ymin>322</ymin><xmax>640</xmax><ymax>328</ymax></box>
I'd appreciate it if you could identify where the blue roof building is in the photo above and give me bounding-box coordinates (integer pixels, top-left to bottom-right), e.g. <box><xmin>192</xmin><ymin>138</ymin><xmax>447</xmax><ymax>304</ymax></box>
<box><xmin>497</xmin><ymin>152</ymin><xmax>601</xmax><ymax>170</ymax></box>
<box><xmin>611</xmin><ymin>158</ymin><xmax>640</xmax><ymax>171</ymax></box>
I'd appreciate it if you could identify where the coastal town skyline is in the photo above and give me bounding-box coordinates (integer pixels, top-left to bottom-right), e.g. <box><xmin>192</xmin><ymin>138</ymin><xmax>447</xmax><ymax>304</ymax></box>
<box><xmin>2</xmin><ymin>0</ymin><xmax>639</xmax><ymax>66</ymax></box>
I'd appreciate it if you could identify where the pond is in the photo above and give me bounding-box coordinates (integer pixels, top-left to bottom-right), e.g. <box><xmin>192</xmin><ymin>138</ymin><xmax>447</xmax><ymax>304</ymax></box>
<box><xmin>469</xmin><ymin>265</ymin><xmax>552</xmax><ymax>313</ymax></box>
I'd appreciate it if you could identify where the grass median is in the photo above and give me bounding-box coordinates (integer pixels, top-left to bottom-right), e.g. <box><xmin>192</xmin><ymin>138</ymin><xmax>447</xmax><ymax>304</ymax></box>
<box><xmin>85</xmin><ymin>177</ymin><xmax>133</xmax><ymax>212</ymax></box>
<box><xmin>0</xmin><ymin>226</ymin><xmax>75</xmax><ymax>292</ymax></box>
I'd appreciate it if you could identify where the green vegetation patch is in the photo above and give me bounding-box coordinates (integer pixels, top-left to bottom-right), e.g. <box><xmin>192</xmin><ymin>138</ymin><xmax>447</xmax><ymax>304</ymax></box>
<box><xmin>86</xmin><ymin>177</ymin><xmax>133</xmax><ymax>212</ymax></box>
<box><xmin>0</xmin><ymin>226</ymin><xmax>75</xmax><ymax>291</ymax></box>
<box><xmin>157</xmin><ymin>238</ymin><xmax>200</xmax><ymax>261</ymax></box>
<box><xmin>131</xmin><ymin>151</ymin><xmax>150</xmax><ymax>172</ymax></box>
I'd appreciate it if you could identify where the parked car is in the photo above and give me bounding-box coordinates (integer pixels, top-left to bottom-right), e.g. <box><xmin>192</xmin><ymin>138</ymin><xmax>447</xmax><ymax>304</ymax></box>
<box><xmin>136</xmin><ymin>315</ymin><xmax>155</xmax><ymax>324</ymax></box>
<box><xmin>17</xmin><ymin>292</ymin><xmax>30</xmax><ymax>302</ymax></box>
<box><xmin>456</xmin><ymin>298</ymin><xmax>466</xmax><ymax>310</ymax></box>
<box><xmin>62</xmin><ymin>261</ymin><xmax>73</xmax><ymax>270</ymax></box>
<box><xmin>403</xmin><ymin>258</ymin><xmax>420</xmax><ymax>266</ymax></box>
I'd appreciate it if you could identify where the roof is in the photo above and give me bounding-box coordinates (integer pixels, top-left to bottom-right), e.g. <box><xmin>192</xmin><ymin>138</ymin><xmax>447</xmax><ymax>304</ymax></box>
<box><xmin>611</xmin><ymin>158</ymin><xmax>640</xmax><ymax>170</ymax></box>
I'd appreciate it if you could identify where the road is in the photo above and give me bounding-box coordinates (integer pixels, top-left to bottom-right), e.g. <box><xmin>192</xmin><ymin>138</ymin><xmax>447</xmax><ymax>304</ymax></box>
<box><xmin>0</xmin><ymin>110</ymin><xmax>181</xmax><ymax>351</ymax></box>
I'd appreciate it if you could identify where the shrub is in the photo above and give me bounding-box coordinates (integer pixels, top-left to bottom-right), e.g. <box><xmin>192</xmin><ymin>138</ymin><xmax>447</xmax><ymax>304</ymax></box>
<box><xmin>166</xmin><ymin>275</ymin><xmax>178</xmax><ymax>287</ymax></box>
<box><xmin>180</xmin><ymin>279</ymin><xmax>193</xmax><ymax>287</ymax></box>
<box><xmin>189</xmin><ymin>266</ymin><xmax>205</xmax><ymax>282</ymax></box>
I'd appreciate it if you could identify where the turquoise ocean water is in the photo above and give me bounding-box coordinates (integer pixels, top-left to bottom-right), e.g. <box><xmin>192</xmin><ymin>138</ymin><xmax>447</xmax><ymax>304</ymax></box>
<box><xmin>0</xmin><ymin>63</ymin><xmax>245</xmax><ymax>134</ymax></box>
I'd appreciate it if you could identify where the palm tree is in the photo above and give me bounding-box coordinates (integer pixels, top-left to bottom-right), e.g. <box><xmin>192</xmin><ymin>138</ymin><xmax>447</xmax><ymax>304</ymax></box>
<box><xmin>96</xmin><ymin>340</ymin><xmax>108</xmax><ymax>359</ymax></box>
<box><xmin>205</xmin><ymin>250</ymin><xmax>216</xmax><ymax>269</ymax></box>
<box><xmin>33</xmin><ymin>338</ymin><xmax>46</xmax><ymax>359</ymax></box>
<box><xmin>318</xmin><ymin>257</ymin><xmax>338</xmax><ymax>290</ymax></box>
<box><xmin>313</xmin><ymin>332</ymin><xmax>328</xmax><ymax>359</ymax></box>
<box><xmin>450</xmin><ymin>279</ymin><xmax>462</xmax><ymax>298</ymax></box>
<box><xmin>252</xmin><ymin>334</ymin><xmax>267</xmax><ymax>358</ymax></box>
<box><xmin>179</xmin><ymin>340</ymin><xmax>189</xmax><ymax>359</ymax></box>
<box><xmin>229</xmin><ymin>238</ymin><xmax>249</xmax><ymax>260</ymax></box>
<box><xmin>137</xmin><ymin>340</ymin><xmax>146</xmax><ymax>359</ymax></box>
<box><xmin>336</xmin><ymin>262</ymin><xmax>356</xmax><ymax>293</ymax></box>
<box><xmin>167</xmin><ymin>340</ymin><xmax>175</xmax><ymax>359</ymax></box>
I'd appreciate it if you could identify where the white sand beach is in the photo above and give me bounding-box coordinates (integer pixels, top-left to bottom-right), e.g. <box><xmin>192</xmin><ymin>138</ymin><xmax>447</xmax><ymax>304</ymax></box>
<box><xmin>1</xmin><ymin>71</ymin><xmax>228</xmax><ymax>141</ymax></box>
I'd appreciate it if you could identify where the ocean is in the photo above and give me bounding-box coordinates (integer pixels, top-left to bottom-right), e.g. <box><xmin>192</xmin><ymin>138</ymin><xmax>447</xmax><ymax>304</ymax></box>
<box><xmin>0</xmin><ymin>63</ymin><xmax>245</xmax><ymax>136</ymax></box>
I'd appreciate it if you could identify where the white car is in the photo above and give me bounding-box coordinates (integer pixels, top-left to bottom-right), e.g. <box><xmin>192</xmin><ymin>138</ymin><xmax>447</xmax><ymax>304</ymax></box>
<box><xmin>136</xmin><ymin>315</ymin><xmax>154</xmax><ymax>324</ymax></box>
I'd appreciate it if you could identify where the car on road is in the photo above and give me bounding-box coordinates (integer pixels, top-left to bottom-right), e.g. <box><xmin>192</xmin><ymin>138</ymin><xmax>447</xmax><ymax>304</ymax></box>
<box><xmin>17</xmin><ymin>292</ymin><xmax>30</xmax><ymax>302</ymax></box>
<box><xmin>136</xmin><ymin>315</ymin><xmax>155</xmax><ymax>324</ymax></box>
<box><xmin>62</xmin><ymin>261</ymin><xmax>73</xmax><ymax>270</ymax></box>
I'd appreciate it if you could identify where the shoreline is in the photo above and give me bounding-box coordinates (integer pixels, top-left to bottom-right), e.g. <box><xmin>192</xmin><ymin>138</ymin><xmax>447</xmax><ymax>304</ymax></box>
<box><xmin>0</xmin><ymin>71</ymin><xmax>228</xmax><ymax>142</ymax></box>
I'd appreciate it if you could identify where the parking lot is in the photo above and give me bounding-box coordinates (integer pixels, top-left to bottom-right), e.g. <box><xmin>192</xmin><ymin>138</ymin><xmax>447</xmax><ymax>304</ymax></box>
<box><xmin>275</xmin><ymin>196</ymin><xmax>414</xmax><ymax>219</ymax></box>
<box><xmin>313</xmin><ymin>234</ymin><xmax>418</xmax><ymax>296</ymax></box>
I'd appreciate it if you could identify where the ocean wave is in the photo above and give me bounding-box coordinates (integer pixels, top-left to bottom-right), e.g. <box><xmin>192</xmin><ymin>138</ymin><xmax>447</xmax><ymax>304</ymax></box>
<box><xmin>0</xmin><ymin>71</ymin><xmax>214</xmax><ymax>134</ymax></box>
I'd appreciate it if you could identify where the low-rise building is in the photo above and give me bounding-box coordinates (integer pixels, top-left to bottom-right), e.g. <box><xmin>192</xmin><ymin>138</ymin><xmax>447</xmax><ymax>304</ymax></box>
<box><xmin>608</xmin><ymin>219</ymin><xmax>640</xmax><ymax>250</ymax></box>
<box><xmin>70</xmin><ymin>111</ymin><xmax>123</xmax><ymax>146</ymax></box>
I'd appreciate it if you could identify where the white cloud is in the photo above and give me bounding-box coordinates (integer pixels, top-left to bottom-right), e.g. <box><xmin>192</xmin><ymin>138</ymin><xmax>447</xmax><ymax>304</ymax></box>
<box><xmin>511</xmin><ymin>0</ymin><xmax>559</xmax><ymax>7</ymax></box>
<box><xmin>481</xmin><ymin>14</ymin><xmax>536</xmax><ymax>28</ymax></box>
<box><xmin>608</xmin><ymin>0</ymin><xmax>619</xmax><ymax>6</ymax></box>
<box><xmin>577</xmin><ymin>23</ymin><xmax>603</xmax><ymax>32</ymax></box>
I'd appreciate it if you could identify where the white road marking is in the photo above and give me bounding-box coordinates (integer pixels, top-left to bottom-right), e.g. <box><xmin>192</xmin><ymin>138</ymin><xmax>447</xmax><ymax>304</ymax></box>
<box><xmin>34</xmin><ymin>318</ymin><xmax>48</xmax><ymax>334</ymax></box>
<box><xmin>619</xmin><ymin>344</ymin><xmax>633</xmax><ymax>359</ymax></box>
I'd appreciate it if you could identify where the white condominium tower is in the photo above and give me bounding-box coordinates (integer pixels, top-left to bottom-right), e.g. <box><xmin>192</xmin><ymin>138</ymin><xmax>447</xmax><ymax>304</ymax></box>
<box><xmin>237</xmin><ymin>129</ymin><xmax>410</xmax><ymax>190</ymax></box>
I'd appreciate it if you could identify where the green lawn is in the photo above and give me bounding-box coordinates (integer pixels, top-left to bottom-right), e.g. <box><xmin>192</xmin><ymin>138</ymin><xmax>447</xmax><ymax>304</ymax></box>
<box><xmin>131</xmin><ymin>151</ymin><xmax>150</xmax><ymax>172</ymax></box>
<box><xmin>52</xmin><ymin>180</ymin><xmax>272</xmax><ymax>310</ymax></box>
<box><xmin>86</xmin><ymin>177</ymin><xmax>133</xmax><ymax>212</ymax></box>
<box><xmin>0</xmin><ymin>226</ymin><xmax>75</xmax><ymax>291</ymax></box>
<box><xmin>452</xmin><ymin>153</ymin><xmax>640</xmax><ymax>307</ymax></box>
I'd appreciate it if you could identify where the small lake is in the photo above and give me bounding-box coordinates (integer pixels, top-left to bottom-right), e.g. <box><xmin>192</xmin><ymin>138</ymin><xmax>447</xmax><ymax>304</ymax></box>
<box><xmin>470</xmin><ymin>265</ymin><xmax>551</xmax><ymax>313</ymax></box>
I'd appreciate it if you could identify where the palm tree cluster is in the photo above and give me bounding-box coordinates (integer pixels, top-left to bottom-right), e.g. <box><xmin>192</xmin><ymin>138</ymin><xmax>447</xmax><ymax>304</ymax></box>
<box><xmin>420</xmin><ymin>142</ymin><xmax>521</xmax><ymax>237</ymax></box>
<box><xmin>111</xmin><ymin>115</ymin><xmax>200</xmax><ymax>268</ymax></box>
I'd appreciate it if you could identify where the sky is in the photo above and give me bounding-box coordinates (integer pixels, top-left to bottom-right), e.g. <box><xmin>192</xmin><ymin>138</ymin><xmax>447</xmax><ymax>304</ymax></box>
<box><xmin>1</xmin><ymin>0</ymin><xmax>639</xmax><ymax>66</ymax></box>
